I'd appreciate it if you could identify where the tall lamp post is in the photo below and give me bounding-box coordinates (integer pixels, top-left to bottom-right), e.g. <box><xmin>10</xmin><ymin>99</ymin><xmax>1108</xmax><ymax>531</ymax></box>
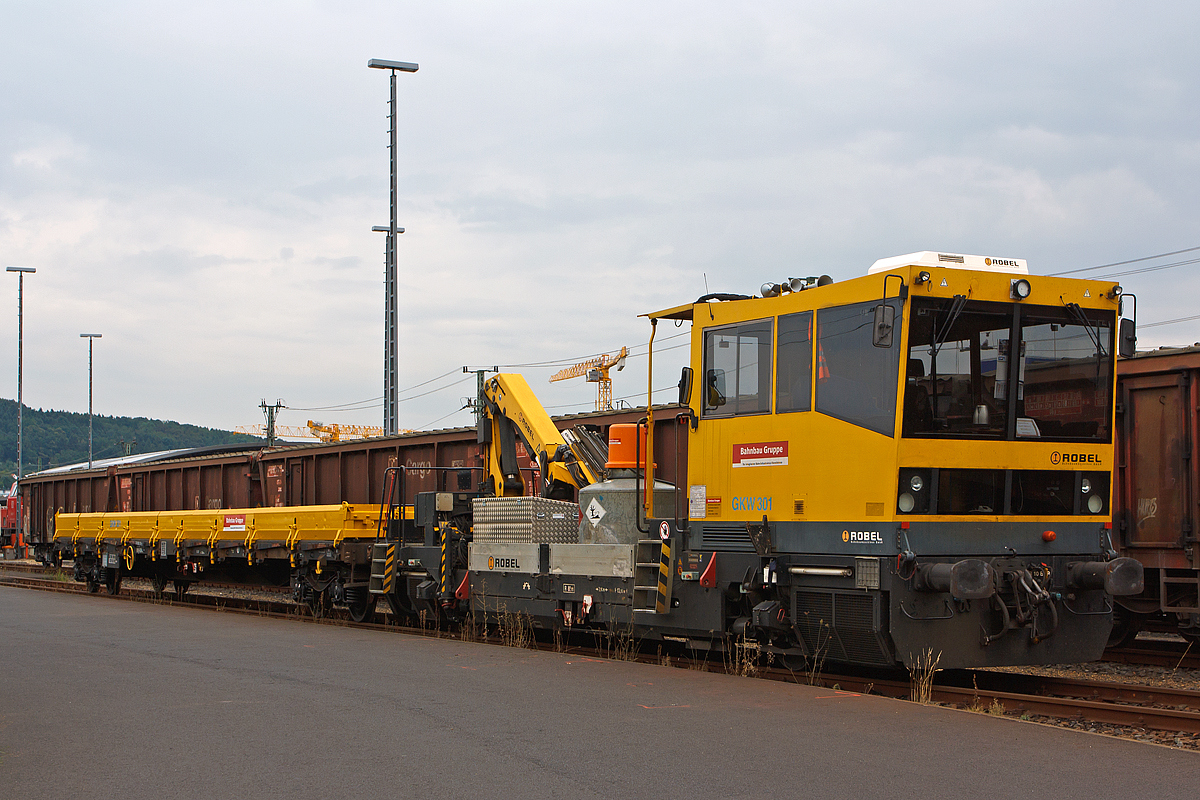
<box><xmin>368</xmin><ymin>57</ymin><xmax>418</xmax><ymax>436</ymax></box>
<box><xmin>80</xmin><ymin>334</ymin><xmax>102</xmax><ymax>468</ymax></box>
<box><xmin>6</xmin><ymin>266</ymin><xmax>35</xmax><ymax>484</ymax></box>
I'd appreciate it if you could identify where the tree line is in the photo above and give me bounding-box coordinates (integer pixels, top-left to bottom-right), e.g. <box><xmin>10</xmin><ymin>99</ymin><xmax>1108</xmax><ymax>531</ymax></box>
<box><xmin>0</xmin><ymin>398</ymin><xmax>260</xmax><ymax>490</ymax></box>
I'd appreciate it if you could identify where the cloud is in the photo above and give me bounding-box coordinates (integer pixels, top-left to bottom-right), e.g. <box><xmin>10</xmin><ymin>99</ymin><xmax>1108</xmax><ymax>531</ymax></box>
<box><xmin>0</xmin><ymin>0</ymin><xmax>1198</xmax><ymax>432</ymax></box>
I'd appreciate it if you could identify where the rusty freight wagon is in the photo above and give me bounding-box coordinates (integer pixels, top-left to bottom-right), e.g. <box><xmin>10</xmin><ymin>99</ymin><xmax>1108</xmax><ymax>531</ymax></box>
<box><xmin>1112</xmin><ymin>346</ymin><xmax>1200</xmax><ymax>645</ymax></box>
<box><xmin>18</xmin><ymin>406</ymin><xmax>688</xmax><ymax>562</ymax></box>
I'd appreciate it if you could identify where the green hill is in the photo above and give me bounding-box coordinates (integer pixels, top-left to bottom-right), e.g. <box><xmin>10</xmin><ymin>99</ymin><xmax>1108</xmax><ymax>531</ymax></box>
<box><xmin>0</xmin><ymin>398</ymin><xmax>261</xmax><ymax>489</ymax></box>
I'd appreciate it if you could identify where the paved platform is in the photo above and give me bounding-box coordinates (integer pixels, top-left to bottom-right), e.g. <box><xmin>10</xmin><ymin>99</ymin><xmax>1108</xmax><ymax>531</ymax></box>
<box><xmin>1</xmin><ymin>587</ymin><xmax>1195</xmax><ymax>799</ymax></box>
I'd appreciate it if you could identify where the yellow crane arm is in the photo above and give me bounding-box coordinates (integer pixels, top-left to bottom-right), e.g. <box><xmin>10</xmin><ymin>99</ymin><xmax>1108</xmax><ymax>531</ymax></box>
<box><xmin>481</xmin><ymin>373</ymin><xmax>599</xmax><ymax>499</ymax></box>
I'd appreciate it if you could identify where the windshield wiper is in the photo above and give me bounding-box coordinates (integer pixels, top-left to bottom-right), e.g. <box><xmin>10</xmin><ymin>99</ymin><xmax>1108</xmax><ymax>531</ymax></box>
<box><xmin>930</xmin><ymin>295</ymin><xmax>969</xmax><ymax>358</ymax></box>
<box><xmin>1062</xmin><ymin>301</ymin><xmax>1107</xmax><ymax>358</ymax></box>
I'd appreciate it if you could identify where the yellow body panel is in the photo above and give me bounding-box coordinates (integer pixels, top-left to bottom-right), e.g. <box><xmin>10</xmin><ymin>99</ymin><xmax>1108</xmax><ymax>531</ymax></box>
<box><xmin>675</xmin><ymin>264</ymin><xmax>1121</xmax><ymax>525</ymax></box>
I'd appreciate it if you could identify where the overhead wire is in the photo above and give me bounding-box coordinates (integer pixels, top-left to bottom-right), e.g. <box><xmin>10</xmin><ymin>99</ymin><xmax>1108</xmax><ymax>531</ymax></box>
<box><xmin>1048</xmin><ymin>246</ymin><xmax>1200</xmax><ymax>278</ymax></box>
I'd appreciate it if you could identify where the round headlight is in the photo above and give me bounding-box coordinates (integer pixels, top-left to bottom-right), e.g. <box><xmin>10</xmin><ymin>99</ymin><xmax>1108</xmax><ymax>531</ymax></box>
<box><xmin>1081</xmin><ymin>478</ymin><xmax>1092</xmax><ymax>494</ymax></box>
<box><xmin>1087</xmin><ymin>494</ymin><xmax>1103</xmax><ymax>514</ymax></box>
<box><xmin>898</xmin><ymin>493</ymin><xmax>916</xmax><ymax>513</ymax></box>
<box><xmin>909</xmin><ymin>474</ymin><xmax>924</xmax><ymax>493</ymax></box>
<box><xmin>1011</xmin><ymin>278</ymin><xmax>1032</xmax><ymax>300</ymax></box>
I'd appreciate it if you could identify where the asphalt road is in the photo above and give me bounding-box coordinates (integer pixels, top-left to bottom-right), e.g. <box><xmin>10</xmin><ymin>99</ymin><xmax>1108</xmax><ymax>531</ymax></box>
<box><xmin>1</xmin><ymin>587</ymin><xmax>1195</xmax><ymax>799</ymax></box>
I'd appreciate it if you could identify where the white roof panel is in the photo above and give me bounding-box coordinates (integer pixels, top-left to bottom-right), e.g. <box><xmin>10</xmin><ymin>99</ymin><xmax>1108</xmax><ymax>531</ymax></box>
<box><xmin>867</xmin><ymin>251</ymin><xmax>1029</xmax><ymax>275</ymax></box>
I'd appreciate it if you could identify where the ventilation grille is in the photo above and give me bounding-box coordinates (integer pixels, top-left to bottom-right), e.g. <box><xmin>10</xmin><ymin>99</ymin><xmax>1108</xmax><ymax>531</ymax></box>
<box><xmin>938</xmin><ymin>253</ymin><xmax>965</xmax><ymax>263</ymax></box>
<box><xmin>793</xmin><ymin>499</ymin><xmax>805</xmax><ymax>515</ymax></box>
<box><xmin>699</xmin><ymin>523</ymin><xmax>754</xmax><ymax>552</ymax></box>
<box><xmin>793</xmin><ymin>590</ymin><xmax>891</xmax><ymax>666</ymax></box>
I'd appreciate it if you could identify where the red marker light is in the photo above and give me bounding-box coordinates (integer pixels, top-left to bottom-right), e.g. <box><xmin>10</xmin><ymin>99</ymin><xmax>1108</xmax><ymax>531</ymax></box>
<box><xmin>1042</xmin><ymin>530</ymin><xmax>1056</xmax><ymax>542</ymax></box>
<box><xmin>900</xmin><ymin>521</ymin><xmax>910</xmax><ymax>529</ymax></box>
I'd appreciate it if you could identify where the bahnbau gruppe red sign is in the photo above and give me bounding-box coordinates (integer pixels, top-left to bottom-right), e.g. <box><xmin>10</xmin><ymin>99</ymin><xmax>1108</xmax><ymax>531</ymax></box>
<box><xmin>732</xmin><ymin>441</ymin><xmax>789</xmax><ymax>468</ymax></box>
<box><xmin>223</xmin><ymin>514</ymin><xmax>247</xmax><ymax>532</ymax></box>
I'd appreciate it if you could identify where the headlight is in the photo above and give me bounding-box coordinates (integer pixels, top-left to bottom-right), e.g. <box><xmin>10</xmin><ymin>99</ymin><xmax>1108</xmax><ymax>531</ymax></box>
<box><xmin>1087</xmin><ymin>494</ymin><xmax>1103</xmax><ymax>514</ymax></box>
<box><xmin>897</xmin><ymin>469</ymin><xmax>933</xmax><ymax>514</ymax></box>
<box><xmin>1081</xmin><ymin>477</ymin><xmax>1092</xmax><ymax>494</ymax></box>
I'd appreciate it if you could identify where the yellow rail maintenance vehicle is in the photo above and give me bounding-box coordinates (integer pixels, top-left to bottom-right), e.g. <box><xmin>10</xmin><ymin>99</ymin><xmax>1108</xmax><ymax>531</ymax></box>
<box><xmin>47</xmin><ymin>250</ymin><xmax>1146</xmax><ymax>671</ymax></box>
<box><xmin>639</xmin><ymin>251</ymin><xmax>1144</xmax><ymax>668</ymax></box>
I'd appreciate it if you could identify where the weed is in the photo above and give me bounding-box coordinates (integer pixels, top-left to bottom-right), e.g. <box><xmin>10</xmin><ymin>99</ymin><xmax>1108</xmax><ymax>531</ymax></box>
<box><xmin>496</xmin><ymin>603</ymin><xmax>534</xmax><ymax>649</ymax></box>
<box><xmin>907</xmin><ymin>648</ymin><xmax>941</xmax><ymax>704</ymax></box>
<box><xmin>804</xmin><ymin>619</ymin><xmax>831</xmax><ymax>686</ymax></box>
<box><xmin>723</xmin><ymin>633</ymin><xmax>760</xmax><ymax>677</ymax></box>
<box><xmin>965</xmin><ymin>676</ymin><xmax>988</xmax><ymax>713</ymax></box>
<box><xmin>986</xmin><ymin>698</ymin><xmax>1006</xmax><ymax>716</ymax></box>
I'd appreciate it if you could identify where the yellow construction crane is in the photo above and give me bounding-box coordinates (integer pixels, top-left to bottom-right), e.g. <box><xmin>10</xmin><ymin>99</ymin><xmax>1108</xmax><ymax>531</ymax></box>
<box><xmin>549</xmin><ymin>346</ymin><xmax>628</xmax><ymax>411</ymax></box>
<box><xmin>305</xmin><ymin>420</ymin><xmax>388</xmax><ymax>443</ymax></box>
<box><xmin>234</xmin><ymin>421</ymin><xmax>388</xmax><ymax>443</ymax></box>
<box><xmin>233</xmin><ymin>423</ymin><xmax>318</xmax><ymax>441</ymax></box>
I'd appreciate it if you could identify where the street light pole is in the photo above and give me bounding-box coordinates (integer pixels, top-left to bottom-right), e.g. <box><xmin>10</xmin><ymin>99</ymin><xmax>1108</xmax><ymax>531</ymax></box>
<box><xmin>368</xmin><ymin>58</ymin><xmax>418</xmax><ymax>436</ymax></box>
<box><xmin>6</xmin><ymin>266</ymin><xmax>35</xmax><ymax>484</ymax></box>
<box><xmin>80</xmin><ymin>334</ymin><xmax>102</xmax><ymax>468</ymax></box>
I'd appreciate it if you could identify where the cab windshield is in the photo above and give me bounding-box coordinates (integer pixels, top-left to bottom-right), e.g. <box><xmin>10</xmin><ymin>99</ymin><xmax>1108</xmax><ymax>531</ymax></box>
<box><xmin>903</xmin><ymin>297</ymin><xmax>1113</xmax><ymax>442</ymax></box>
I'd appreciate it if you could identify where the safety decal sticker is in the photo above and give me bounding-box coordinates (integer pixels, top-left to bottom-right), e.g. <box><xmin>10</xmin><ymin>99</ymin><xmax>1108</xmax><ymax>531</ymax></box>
<box><xmin>689</xmin><ymin>485</ymin><xmax>706</xmax><ymax>518</ymax></box>
<box><xmin>585</xmin><ymin>497</ymin><xmax>606</xmax><ymax>527</ymax></box>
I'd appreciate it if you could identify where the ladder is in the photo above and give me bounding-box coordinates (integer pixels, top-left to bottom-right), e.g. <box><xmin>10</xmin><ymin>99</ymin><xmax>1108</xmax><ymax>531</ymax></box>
<box><xmin>368</xmin><ymin>540</ymin><xmax>398</xmax><ymax>596</ymax></box>
<box><xmin>634</xmin><ymin>538</ymin><xmax>672</xmax><ymax>614</ymax></box>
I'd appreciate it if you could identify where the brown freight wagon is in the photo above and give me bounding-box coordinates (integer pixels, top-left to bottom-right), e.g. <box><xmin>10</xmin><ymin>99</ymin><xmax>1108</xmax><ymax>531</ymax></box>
<box><xmin>1113</xmin><ymin>346</ymin><xmax>1200</xmax><ymax>644</ymax></box>
<box><xmin>19</xmin><ymin>405</ymin><xmax>688</xmax><ymax>554</ymax></box>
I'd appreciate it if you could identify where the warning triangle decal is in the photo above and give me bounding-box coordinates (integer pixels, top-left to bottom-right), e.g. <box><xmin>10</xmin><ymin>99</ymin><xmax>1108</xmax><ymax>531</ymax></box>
<box><xmin>940</xmin><ymin>279</ymin><xmax>948</xmax><ymax>287</ymax></box>
<box><xmin>1084</xmin><ymin>289</ymin><xmax>1091</xmax><ymax>297</ymax></box>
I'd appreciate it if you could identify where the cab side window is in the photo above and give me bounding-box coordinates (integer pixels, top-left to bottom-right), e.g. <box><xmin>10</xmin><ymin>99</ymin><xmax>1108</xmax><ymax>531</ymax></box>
<box><xmin>703</xmin><ymin>320</ymin><xmax>773</xmax><ymax>416</ymax></box>
<box><xmin>776</xmin><ymin>311</ymin><xmax>813</xmax><ymax>413</ymax></box>
<box><xmin>815</xmin><ymin>300</ymin><xmax>902</xmax><ymax>436</ymax></box>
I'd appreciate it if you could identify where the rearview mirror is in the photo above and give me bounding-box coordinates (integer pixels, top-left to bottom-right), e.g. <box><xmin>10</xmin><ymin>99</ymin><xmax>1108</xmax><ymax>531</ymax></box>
<box><xmin>678</xmin><ymin>367</ymin><xmax>693</xmax><ymax>406</ymax></box>
<box><xmin>873</xmin><ymin>304</ymin><xmax>896</xmax><ymax>348</ymax></box>
<box><xmin>1119</xmin><ymin>317</ymin><xmax>1137</xmax><ymax>358</ymax></box>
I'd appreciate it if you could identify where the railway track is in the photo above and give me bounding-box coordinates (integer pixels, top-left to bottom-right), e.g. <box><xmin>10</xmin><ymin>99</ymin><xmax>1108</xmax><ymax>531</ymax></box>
<box><xmin>1106</xmin><ymin>640</ymin><xmax>1200</xmax><ymax>671</ymax></box>
<box><xmin>4</xmin><ymin>567</ymin><xmax>1199</xmax><ymax>740</ymax></box>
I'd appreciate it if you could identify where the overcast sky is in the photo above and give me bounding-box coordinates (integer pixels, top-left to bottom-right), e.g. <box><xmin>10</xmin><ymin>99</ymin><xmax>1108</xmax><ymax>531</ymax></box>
<box><xmin>1</xmin><ymin>1</ymin><xmax>1198</xmax><ymax>436</ymax></box>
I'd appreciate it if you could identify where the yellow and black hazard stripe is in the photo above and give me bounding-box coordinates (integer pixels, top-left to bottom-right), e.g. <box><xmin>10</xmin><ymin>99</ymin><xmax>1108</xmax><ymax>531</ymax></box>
<box><xmin>381</xmin><ymin>543</ymin><xmax>397</xmax><ymax>594</ymax></box>
<box><xmin>654</xmin><ymin>540</ymin><xmax>672</xmax><ymax>614</ymax></box>
<box><xmin>439</xmin><ymin>524</ymin><xmax>450</xmax><ymax>597</ymax></box>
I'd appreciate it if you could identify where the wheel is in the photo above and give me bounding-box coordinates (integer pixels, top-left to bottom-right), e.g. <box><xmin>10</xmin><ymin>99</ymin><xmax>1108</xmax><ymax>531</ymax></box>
<box><xmin>172</xmin><ymin>580</ymin><xmax>191</xmax><ymax>601</ymax></box>
<box><xmin>104</xmin><ymin>569</ymin><xmax>122</xmax><ymax>596</ymax></box>
<box><xmin>151</xmin><ymin>574</ymin><xmax>169</xmax><ymax>599</ymax></box>
<box><xmin>86</xmin><ymin>578</ymin><xmax>100</xmax><ymax>594</ymax></box>
<box><xmin>306</xmin><ymin>590</ymin><xmax>330</xmax><ymax>618</ymax></box>
<box><xmin>348</xmin><ymin>594</ymin><xmax>377</xmax><ymax>624</ymax></box>
<box><xmin>1107</xmin><ymin>606</ymin><xmax>1143</xmax><ymax>649</ymax></box>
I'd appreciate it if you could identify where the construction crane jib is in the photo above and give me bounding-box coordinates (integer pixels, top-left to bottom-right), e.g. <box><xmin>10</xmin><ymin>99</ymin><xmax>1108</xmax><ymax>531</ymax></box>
<box><xmin>549</xmin><ymin>346</ymin><xmax>628</xmax><ymax>411</ymax></box>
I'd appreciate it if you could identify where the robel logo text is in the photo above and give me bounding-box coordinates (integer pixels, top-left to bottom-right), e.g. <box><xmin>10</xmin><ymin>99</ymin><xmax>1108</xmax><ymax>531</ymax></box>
<box><xmin>1051</xmin><ymin>452</ymin><xmax>1101</xmax><ymax>465</ymax></box>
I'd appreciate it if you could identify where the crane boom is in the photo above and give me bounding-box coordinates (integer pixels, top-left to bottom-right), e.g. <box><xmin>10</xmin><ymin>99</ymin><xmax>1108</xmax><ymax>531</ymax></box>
<box><xmin>480</xmin><ymin>373</ymin><xmax>600</xmax><ymax>500</ymax></box>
